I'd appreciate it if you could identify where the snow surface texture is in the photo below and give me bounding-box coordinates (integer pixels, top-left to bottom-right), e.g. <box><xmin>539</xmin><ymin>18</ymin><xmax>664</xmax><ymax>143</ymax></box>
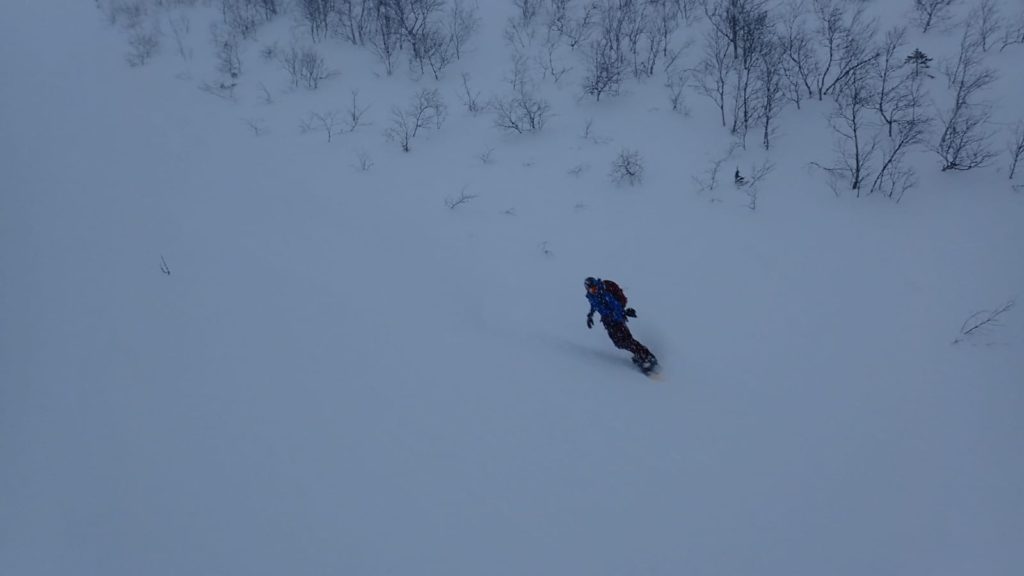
<box><xmin>2</xmin><ymin>0</ymin><xmax>1023</xmax><ymax>575</ymax></box>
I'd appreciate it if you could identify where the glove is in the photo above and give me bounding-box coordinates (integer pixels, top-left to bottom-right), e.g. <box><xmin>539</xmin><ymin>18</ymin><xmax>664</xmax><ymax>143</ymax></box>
<box><xmin>587</xmin><ymin>314</ymin><xmax>594</xmax><ymax>329</ymax></box>
<box><xmin>625</xmin><ymin>308</ymin><xmax>637</xmax><ymax>318</ymax></box>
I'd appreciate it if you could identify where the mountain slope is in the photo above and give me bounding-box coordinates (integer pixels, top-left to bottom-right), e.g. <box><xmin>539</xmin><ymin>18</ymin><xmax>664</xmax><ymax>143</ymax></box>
<box><xmin>2</xmin><ymin>1</ymin><xmax>1022</xmax><ymax>575</ymax></box>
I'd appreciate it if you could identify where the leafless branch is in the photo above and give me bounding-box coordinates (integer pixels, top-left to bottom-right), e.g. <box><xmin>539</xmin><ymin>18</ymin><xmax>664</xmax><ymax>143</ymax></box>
<box><xmin>459</xmin><ymin>73</ymin><xmax>486</xmax><ymax>115</ymax></box>
<box><xmin>968</xmin><ymin>0</ymin><xmax>1001</xmax><ymax>52</ymax></box>
<box><xmin>168</xmin><ymin>14</ymin><xmax>192</xmax><ymax>63</ymax></box>
<box><xmin>1000</xmin><ymin>8</ymin><xmax>1024</xmax><ymax>51</ymax></box>
<box><xmin>953</xmin><ymin>298</ymin><xmax>1016</xmax><ymax>344</ymax></box>
<box><xmin>243</xmin><ymin>117</ymin><xmax>267</xmax><ymax>136</ymax></box>
<box><xmin>444</xmin><ymin>186</ymin><xmax>478</xmax><ymax>210</ymax></box>
<box><xmin>1008</xmin><ymin>121</ymin><xmax>1024</xmax><ymax>180</ymax></box>
<box><xmin>568</xmin><ymin>163</ymin><xmax>590</xmax><ymax>177</ymax></box>
<box><xmin>198</xmin><ymin>80</ymin><xmax>237</xmax><ymax>102</ymax></box>
<box><xmin>610</xmin><ymin>149</ymin><xmax>645</xmax><ymax>186</ymax></box>
<box><xmin>343</xmin><ymin>89</ymin><xmax>371</xmax><ymax>133</ymax></box>
<box><xmin>936</xmin><ymin>24</ymin><xmax>997</xmax><ymax>171</ymax></box>
<box><xmin>353</xmin><ymin>149</ymin><xmax>374</xmax><ymax>172</ymax></box>
<box><xmin>303</xmin><ymin>110</ymin><xmax>343</xmax><ymax>142</ymax></box>
<box><xmin>257</xmin><ymin>81</ymin><xmax>273</xmax><ymax>104</ymax></box>
<box><xmin>735</xmin><ymin>160</ymin><xmax>775</xmax><ymax>211</ymax></box>
<box><xmin>914</xmin><ymin>0</ymin><xmax>958</xmax><ymax>34</ymax></box>
<box><xmin>693</xmin><ymin>142</ymin><xmax>740</xmax><ymax>194</ymax></box>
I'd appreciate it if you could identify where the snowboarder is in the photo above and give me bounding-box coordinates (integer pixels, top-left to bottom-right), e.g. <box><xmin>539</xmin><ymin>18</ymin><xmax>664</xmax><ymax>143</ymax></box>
<box><xmin>584</xmin><ymin>277</ymin><xmax>658</xmax><ymax>373</ymax></box>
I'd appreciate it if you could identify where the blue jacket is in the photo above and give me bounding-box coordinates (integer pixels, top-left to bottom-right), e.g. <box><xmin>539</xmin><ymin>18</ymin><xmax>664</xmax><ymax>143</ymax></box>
<box><xmin>587</xmin><ymin>280</ymin><xmax>626</xmax><ymax>324</ymax></box>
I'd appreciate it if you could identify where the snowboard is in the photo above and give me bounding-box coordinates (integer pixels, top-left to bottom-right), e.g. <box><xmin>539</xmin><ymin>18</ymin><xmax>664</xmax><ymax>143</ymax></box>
<box><xmin>633</xmin><ymin>356</ymin><xmax>660</xmax><ymax>378</ymax></box>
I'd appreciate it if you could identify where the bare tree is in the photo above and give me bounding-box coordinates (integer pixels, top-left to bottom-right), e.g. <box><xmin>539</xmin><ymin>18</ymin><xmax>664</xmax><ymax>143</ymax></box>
<box><xmin>220</xmin><ymin>0</ymin><xmax>264</xmax><ymax>39</ymax></box>
<box><xmin>368</xmin><ymin>1</ymin><xmax>402</xmax><ymax>75</ymax></box>
<box><xmin>610</xmin><ymin>148</ymin><xmax>645</xmax><ymax>186</ymax></box>
<box><xmin>281</xmin><ymin>44</ymin><xmax>335</xmax><ymax>89</ymax></box>
<box><xmin>301</xmin><ymin>110</ymin><xmax>345</xmax><ymax>142</ymax></box>
<box><xmin>580</xmin><ymin>117</ymin><xmax>608</xmax><ymax>144</ymax></box>
<box><xmin>872</xmin><ymin>26</ymin><xmax>905</xmax><ymax>137</ymax></box>
<box><xmin>692</xmin><ymin>142</ymin><xmax>740</xmax><ymax>195</ymax></box>
<box><xmin>546</xmin><ymin>0</ymin><xmax>598</xmax><ymax>50</ymax></box>
<box><xmin>870</xmin><ymin>106</ymin><xmax>928</xmax><ymax>201</ymax></box>
<box><xmin>447</xmin><ymin>0</ymin><xmax>479</xmax><ymax>59</ymax></box>
<box><xmin>505</xmin><ymin>52</ymin><xmax>531</xmax><ymax>95</ymax></box>
<box><xmin>666</xmin><ymin>70</ymin><xmax>690</xmax><ymax>114</ymax></box>
<box><xmin>734</xmin><ymin>159</ymin><xmax>774</xmax><ymax>210</ymax></box>
<box><xmin>344</xmin><ymin>89</ymin><xmax>372</xmax><ymax>133</ymax></box>
<box><xmin>702</xmin><ymin>0</ymin><xmax>767</xmax><ymax>61</ymax></box>
<box><xmin>385</xmin><ymin>88</ymin><xmax>447</xmax><ymax>152</ymax></box>
<box><xmin>936</xmin><ymin>105</ymin><xmax>994</xmax><ymax>171</ymax></box>
<box><xmin>757</xmin><ymin>36</ymin><xmax>786</xmax><ymax>150</ymax></box>
<box><xmin>126</xmin><ymin>27</ymin><xmax>160</xmax><ymax>67</ymax></box>
<box><xmin>936</xmin><ymin>23</ymin><xmax>997</xmax><ymax>171</ymax></box>
<box><xmin>103</xmin><ymin>0</ymin><xmax>148</xmax><ymax>30</ymax></box>
<box><xmin>168</xmin><ymin>14</ymin><xmax>193</xmax><ymax>63</ymax></box>
<box><xmin>212</xmin><ymin>24</ymin><xmax>242</xmax><ymax>78</ymax></box>
<box><xmin>538</xmin><ymin>41</ymin><xmax>573</xmax><ymax>83</ymax></box>
<box><xmin>824</xmin><ymin>68</ymin><xmax>878</xmax><ymax>195</ymax></box>
<box><xmin>641</xmin><ymin>0</ymin><xmax>683</xmax><ymax>77</ymax></box>
<box><xmin>779</xmin><ymin>1</ymin><xmax>818</xmax><ymax>108</ymax></box>
<box><xmin>676</xmin><ymin>0</ymin><xmax>701</xmax><ymax>23</ymax></box>
<box><xmin>300</xmin><ymin>0</ymin><xmax>336</xmax><ymax>42</ymax></box>
<box><xmin>335</xmin><ymin>0</ymin><xmax>369</xmax><ymax>45</ymax></box>
<box><xmin>1000</xmin><ymin>8</ymin><xmax>1024</xmax><ymax>51</ymax></box>
<box><xmin>812</xmin><ymin>0</ymin><xmax>844</xmax><ymax>99</ymax></box>
<box><xmin>1008</xmin><ymin>121</ymin><xmax>1024</xmax><ymax>180</ymax></box>
<box><xmin>459</xmin><ymin>73</ymin><xmax>486</xmax><ymax>115</ymax></box>
<box><xmin>244</xmin><ymin>117</ymin><xmax>267</xmax><ymax>135</ymax></box>
<box><xmin>582</xmin><ymin>5</ymin><xmax>627</xmax><ymax>101</ymax></box>
<box><xmin>914</xmin><ymin>0</ymin><xmax>958</xmax><ymax>34</ymax></box>
<box><xmin>730</xmin><ymin>4</ymin><xmax>771</xmax><ymax>144</ymax></box>
<box><xmin>515</xmin><ymin>0</ymin><xmax>543</xmax><ymax>28</ymax></box>
<box><xmin>353</xmin><ymin>149</ymin><xmax>374</xmax><ymax>172</ymax></box>
<box><xmin>491</xmin><ymin>86</ymin><xmax>551</xmax><ymax>134</ymax></box>
<box><xmin>693</xmin><ymin>28</ymin><xmax>732</xmax><ymax>127</ymax></box>
<box><xmin>389</xmin><ymin>0</ymin><xmax>446</xmax><ymax>78</ymax></box>
<box><xmin>699</xmin><ymin>0</ymin><xmax>774</xmax><ymax>141</ymax></box>
<box><xmin>503</xmin><ymin>12</ymin><xmax>535</xmax><ymax>52</ymax></box>
<box><xmin>493</xmin><ymin>54</ymin><xmax>552</xmax><ymax>133</ymax></box>
<box><xmin>870</xmin><ymin>49</ymin><xmax>930</xmax><ymax>200</ymax></box>
<box><xmin>421</xmin><ymin>25</ymin><xmax>455</xmax><ymax>79</ymax></box>
<box><xmin>813</xmin><ymin>0</ymin><xmax>878</xmax><ymax>100</ymax></box>
<box><xmin>967</xmin><ymin>0</ymin><xmax>1000</xmax><ymax>52</ymax></box>
<box><xmin>256</xmin><ymin>0</ymin><xmax>279</xmax><ymax>20</ymax></box>
<box><xmin>619</xmin><ymin>0</ymin><xmax>656</xmax><ymax>79</ymax></box>
<box><xmin>257</xmin><ymin>81</ymin><xmax>273</xmax><ymax>104</ymax></box>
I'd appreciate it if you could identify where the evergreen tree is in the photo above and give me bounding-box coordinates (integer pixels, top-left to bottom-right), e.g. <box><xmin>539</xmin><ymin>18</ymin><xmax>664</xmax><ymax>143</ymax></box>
<box><xmin>905</xmin><ymin>48</ymin><xmax>934</xmax><ymax>79</ymax></box>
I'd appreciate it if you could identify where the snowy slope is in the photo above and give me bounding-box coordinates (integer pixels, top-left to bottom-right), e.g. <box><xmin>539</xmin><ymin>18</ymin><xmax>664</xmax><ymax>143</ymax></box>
<box><xmin>2</xmin><ymin>0</ymin><xmax>1023</xmax><ymax>575</ymax></box>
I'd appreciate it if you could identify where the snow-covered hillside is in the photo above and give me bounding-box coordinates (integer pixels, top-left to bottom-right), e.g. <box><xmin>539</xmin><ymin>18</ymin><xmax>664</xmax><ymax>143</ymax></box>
<box><xmin>2</xmin><ymin>0</ymin><xmax>1022</xmax><ymax>574</ymax></box>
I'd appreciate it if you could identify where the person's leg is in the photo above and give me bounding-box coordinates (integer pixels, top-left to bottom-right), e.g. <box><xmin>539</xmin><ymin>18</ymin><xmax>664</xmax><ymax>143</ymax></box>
<box><xmin>604</xmin><ymin>321</ymin><xmax>654</xmax><ymax>362</ymax></box>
